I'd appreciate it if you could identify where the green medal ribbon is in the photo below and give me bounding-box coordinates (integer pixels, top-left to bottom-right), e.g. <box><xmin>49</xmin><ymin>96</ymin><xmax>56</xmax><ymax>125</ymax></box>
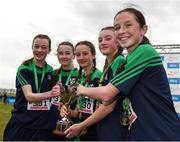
<box><xmin>78</xmin><ymin>77</ymin><xmax>86</xmax><ymax>109</ymax></box>
<box><xmin>32</xmin><ymin>60</ymin><xmax>46</xmax><ymax>93</ymax></box>
<box><xmin>99</xmin><ymin>61</ymin><xmax>113</xmax><ymax>87</ymax></box>
<box><xmin>78</xmin><ymin>96</ymin><xmax>85</xmax><ymax>109</ymax></box>
<box><xmin>59</xmin><ymin>68</ymin><xmax>74</xmax><ymax>85</ymax></box>
<box><xmin>120</xmin><ymin>98</ymin><xmax>130</xmax><ymax>126</ymax></box>
<box><xmin>74</xmin><ymin>136</ymin><xmax>80</xmax><ymax>141</ymax></box>
<box><xmin>123</xmin><ymin>98</ymin><xmax>130</xmax><ymax>110</ymax></box>
<box><xmin>78</xmin><ymin>71</ymin><xmax>91</xmax><ymax>109</ymax></box>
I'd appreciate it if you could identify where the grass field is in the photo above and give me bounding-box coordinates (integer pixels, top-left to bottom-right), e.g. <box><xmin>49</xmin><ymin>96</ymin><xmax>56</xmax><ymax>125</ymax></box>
<box><xmin>0</xmin><ymin>99</ymin><xmax>13</xmax><ymax>140</ymax></box>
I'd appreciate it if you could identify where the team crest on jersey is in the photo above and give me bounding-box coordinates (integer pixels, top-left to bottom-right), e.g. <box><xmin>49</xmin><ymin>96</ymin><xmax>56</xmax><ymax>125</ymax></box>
<box><xmin>48</xmin><ymin>75</ymin><xmax>52</xmax><ymax>80</ymax></box>
<box><xmin>70</xmin><ymin>78</ymin><xmax>77</xmax><ymax>86</ymax></box>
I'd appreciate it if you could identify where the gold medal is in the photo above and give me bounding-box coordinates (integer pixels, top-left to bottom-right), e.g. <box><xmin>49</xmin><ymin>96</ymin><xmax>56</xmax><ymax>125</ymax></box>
<box><xmin>120</xmin><ymin>114</ymin><xmax>129</xmax><ymax>126</ymax></box>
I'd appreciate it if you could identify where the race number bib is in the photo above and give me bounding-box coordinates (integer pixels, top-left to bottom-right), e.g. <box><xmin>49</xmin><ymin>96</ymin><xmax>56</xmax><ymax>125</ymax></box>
<box><xmin>51</xmin><ymin>96</ymin><xmax>61</xmax><ymax>106</ymax></box>
<box><xmin>78</xmin><ymin>96</ymin><xmax>94</xmax><ymax>114</ymax></box>
<box><xmin>27</xmin><ymin>99</ymin><xmax>51</xmax><ymax>110</ymax></box>
<box><xmin>95</xmin><ymin>100</ymin><xmax>103</xmax><ymax>110</ymax></box>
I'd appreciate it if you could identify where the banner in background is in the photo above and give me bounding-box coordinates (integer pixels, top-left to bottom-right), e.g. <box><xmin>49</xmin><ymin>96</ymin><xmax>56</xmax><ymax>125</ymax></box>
<box><xmin>160</xmin><ymin>53</ymin><xmax>180</xmax><ymax>117</ymax></box>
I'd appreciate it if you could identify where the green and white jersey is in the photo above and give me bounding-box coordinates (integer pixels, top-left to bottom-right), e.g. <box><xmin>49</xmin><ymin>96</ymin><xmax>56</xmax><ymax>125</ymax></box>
<box><xmin>111</xmin><ymin>44</ymin><xmax>162</xmax><ymax>88</ymax></box>
<box><xmin>78</xmin><ymin>68</ymin><xmax>102</xmax><ymax>116</ymax></box>
<box><xmin>100</xmin><ymin>55</ymin><xmax>125</xmax><ymax>86</ymax></box>
<box><xmin>97</xmin><ymin>55</ymin><xmax>128</xmax><ymax>141</ymax></box>
<box><xmin>111</xmin><ymin>44</ymin><xmax>180</xmax><ymax>140</ymax></box>
<box><xmin>12</xmin><ymin>59</ymin><xmax>54</xmax><ymax>129</ymax></box>
<box><xmin>51</xmin><ymin>68</ymin><xmax>78</xmax><ymax>106</ymax></box>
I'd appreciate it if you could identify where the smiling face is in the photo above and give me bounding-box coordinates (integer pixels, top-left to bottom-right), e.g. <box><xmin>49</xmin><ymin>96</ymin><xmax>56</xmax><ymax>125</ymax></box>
<box><xmin>98</xmin><ymin>29</ymin><xmax>119</xmax><ymax>57</ymax></box>
<box><xmin>114</xmin><ymin>10</ymin><xmax>147</xmax><ymax>52</ymax></box>
<box><xmin>32</xmin><ymin>38</ymin><xmax>51</xmax><ymax>65</ymax></box>
<box><xmin>75</xmin><ymin>44</ymin><xmax>95</xmax><ymax>70</ymax></box>
<box><xmin>57</xmin><ymin>44</ymin><xmax>74</xmax><ymax>68</ymax></box>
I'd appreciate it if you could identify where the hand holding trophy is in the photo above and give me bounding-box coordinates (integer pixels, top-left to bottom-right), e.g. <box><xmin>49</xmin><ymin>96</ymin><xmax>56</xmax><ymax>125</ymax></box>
<box><xmin>56</xmin><ymin>80</ymin><xmax>78</xmax><ymax>133</ymax></box>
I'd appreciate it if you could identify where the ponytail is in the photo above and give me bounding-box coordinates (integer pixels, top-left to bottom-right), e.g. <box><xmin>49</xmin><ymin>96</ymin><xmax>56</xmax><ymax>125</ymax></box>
<box><xmin>140</xmin><ymin>36</ymin><xmax>151</xmax><ymax>45</ymax></box>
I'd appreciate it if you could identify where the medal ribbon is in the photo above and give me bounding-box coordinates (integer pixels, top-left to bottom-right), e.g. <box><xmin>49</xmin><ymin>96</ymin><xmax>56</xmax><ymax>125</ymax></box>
<box><xmin>99</xmin><ymin>61</ymin><xmax>113</xmax><ymax>87</ymax></box>
<box><xmin>78</xmin><ymin>68</ymin><xmax>94</xmax><ymax>109</ymax></box>
<box><xmin>59</xmin><ymin>68</ymin><xmax>74</xmax><ymax>85</ymax></box>
<box><xmin>121</xmin><ymin>97</ymin><xmax>137</xmax><ymax>128</ymax></box>
<box><xmin>123</xmin><ymin>97</ymin><xmax>130</xmax><ymax>110</ymax></box>
<box><xmin>78</xmin><ymin>78</ymin><xmax>88</xmax><ymax>109</ymax></box>
<box><xmin>119</xmin><ymin>97</ymin><xmax>130</xmax><ymax>126</ymax></box>
<box><xmin>32</xmin><ymin>60</ymin><xmax>46</xmax><ymax>93</ymax></box>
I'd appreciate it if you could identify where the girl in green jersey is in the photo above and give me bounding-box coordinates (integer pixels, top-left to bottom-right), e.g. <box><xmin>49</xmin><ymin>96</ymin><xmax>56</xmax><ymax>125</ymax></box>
<box><xmin>61</xmin><ymin>40</ymin><xmax>102</xmax><ymax>141</ymax></box>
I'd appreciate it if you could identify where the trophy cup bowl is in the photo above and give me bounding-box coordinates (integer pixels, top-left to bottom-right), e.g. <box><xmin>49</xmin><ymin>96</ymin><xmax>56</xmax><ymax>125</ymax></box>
<box><xmin>56</xmin><ymin>116</ymin><xmax>73</xmax><ymax>132</ymax></box>
<box><xmin>56</xmin><ymin>84</ymin><xmax>76</xmax><ymax>132</ymax></box>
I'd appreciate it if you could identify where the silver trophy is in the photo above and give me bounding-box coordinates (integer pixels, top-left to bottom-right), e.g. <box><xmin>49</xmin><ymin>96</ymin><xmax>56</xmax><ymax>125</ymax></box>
<box><xmin>56</xmin><ymin>83</ymin><xmax>77</xmax><ymax>132</ymax></box>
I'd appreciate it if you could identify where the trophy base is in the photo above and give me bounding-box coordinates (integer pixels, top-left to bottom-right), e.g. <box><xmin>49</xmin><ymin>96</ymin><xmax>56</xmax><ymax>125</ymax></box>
<box><xmin>56</xmin><ymin>117</ymin><xmax>73</xmax><ymax>132</ymax></box>
<box><xmin>52</xmin><ymin>129</ymin><xmax>65</xmax><ymax>136</ymax></box>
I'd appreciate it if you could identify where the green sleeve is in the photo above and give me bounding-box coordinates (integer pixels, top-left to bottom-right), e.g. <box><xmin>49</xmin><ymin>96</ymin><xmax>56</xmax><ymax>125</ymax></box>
<box><xmin>111</xmin><ymin>55</ymin><xmax>126</xmax><ymax>76</ymax></box>
<box><xmin>111</xmin><ymin>44</ymin><xmax>162</xmax><ymax>86</ymax></box>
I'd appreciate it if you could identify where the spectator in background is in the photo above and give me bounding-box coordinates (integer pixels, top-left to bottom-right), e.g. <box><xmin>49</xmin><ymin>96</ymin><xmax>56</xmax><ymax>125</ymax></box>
<box><xmin>3</xmin><ymin>91</ymin><xmax>7</xmax><ymax>104</ymax></box>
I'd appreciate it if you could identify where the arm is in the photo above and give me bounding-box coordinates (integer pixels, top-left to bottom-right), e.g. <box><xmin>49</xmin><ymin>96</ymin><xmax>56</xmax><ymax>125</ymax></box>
<box><xmin>79</xmin><ymin>99</ymin><xmax>117</xmax><ymax>127</ymax></box>
<box><xmin>64</xmin><ymin>99</ymin><xmax>117</xmax><ymax>138</ymax></box>
<box><xmin>22</xmin><ymin>84</ymin><xmax>60</xmax><ymax>102</ymax></box>
<box><xmin>77</xmin><ymin>83</ymin><xmax>119</xmax><ymax>102</ymax></box>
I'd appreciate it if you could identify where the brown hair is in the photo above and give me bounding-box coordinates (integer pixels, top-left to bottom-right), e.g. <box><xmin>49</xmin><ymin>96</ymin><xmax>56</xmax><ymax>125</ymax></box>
<box><xmin>57</xmin><ymin>41</ymin><xmax>74</xmax><ymax>55</ymax></box>
<box><xmin>75</xmin><ymin>40</ymin><xmax>96</xmax><ymax>83</ymax></box>
<box><xmin>114</xmin><ymin>8</ymin><xmax>151</xmax><ymax>74</ymax></box>
<box><xmin>22</xmin><ymin>34</ymin><xmax>51</xmax><ymax>65</ymax></box>
<box><xmin>55</xmin><ymin>41</ymin><xmax>75</xmax><ymax>76</ymax></box>
<box><xmin>100</xmin><ymin>26</ymin><xmax>123</xmax><ymax>72</ymax></box>
<box><xmin>114</xmin><ymin>8</ymin><xmax>150</xmax><ymax>45</ymax></box>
